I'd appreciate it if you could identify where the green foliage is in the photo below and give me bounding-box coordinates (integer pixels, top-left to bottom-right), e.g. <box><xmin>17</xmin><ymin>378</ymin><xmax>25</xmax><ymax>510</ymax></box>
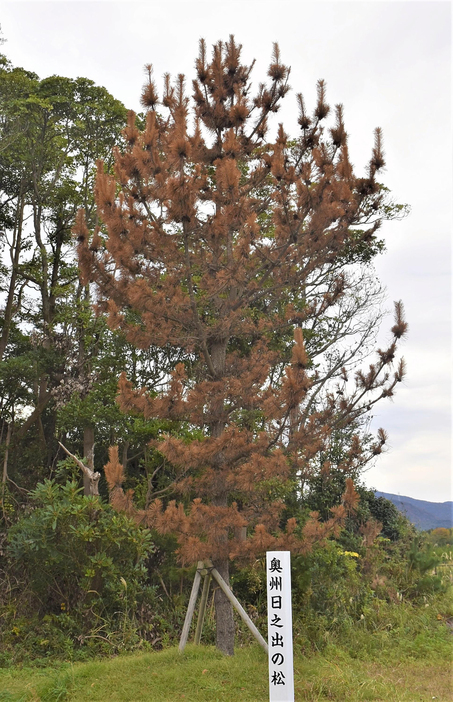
<box><xmin>408</xmin><ymin>538</ymin><xmax>440</xmax><ymax>576</ymax></box>
<box><xmin>358</xmin><ymin>488</ymin><xmax>405</xmax><ymax>541</ymax></box>
<box><xmin>302</xmin><ymin>467</ymin><xmax>410</xmax><ymax>544</ymax></box>
<box><xmin>1</xmin><ymin>481</ymin><xmax>155</xmax><ymax>662</ymax></box>
<box><xmin>228</xmin><ymin>525</ymin><xmax>450</xmax><ymax>657</ymax></box>
<box><xmin>7</xmin><ymin>481</ymin><xmax>153</xmax><ymax>615</ymax></box>
<box><xmin>403</xmin><ymin>538</ymin><xmax>444</xmax><ymax>597</ymax></box>
<box><xmin>427</xmin><ymin>527</ymin><xmax>453</xmax><ymax>546</ymax></box>
<box><xmin>0</xmin><ymin>325</ymin><xmax>39</xmax><ymax>420</ymax></box>
<box><xmin>0</xmin><ymin>51</ymin><xmax>128</xmax><ymax>500</ymax></box>
<box><xmin>293</xmin><ymin>543</ymin><xmax>372</xmax><ymax>623</ymax></box>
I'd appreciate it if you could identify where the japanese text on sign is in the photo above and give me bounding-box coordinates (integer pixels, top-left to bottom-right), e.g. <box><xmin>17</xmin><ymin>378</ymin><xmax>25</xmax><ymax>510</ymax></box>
<box><xmin>266</xmin><ymin>551</ymin><xmax>294</xmax><ymax>702</ymax></box>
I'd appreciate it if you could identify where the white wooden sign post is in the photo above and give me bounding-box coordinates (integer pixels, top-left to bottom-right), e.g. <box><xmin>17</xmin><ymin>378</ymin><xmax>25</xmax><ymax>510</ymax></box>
<box><xmin>266</xmin><ymin>551</ymin><xmax>294</xmax><ymax>702</ymax></box>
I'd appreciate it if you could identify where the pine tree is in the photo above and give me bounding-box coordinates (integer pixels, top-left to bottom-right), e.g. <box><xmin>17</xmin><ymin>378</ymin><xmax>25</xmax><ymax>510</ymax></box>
<box><xmin>75</xmin><ymin>37</ymin><xmax>407</xmax><ymax>654</ymax></box>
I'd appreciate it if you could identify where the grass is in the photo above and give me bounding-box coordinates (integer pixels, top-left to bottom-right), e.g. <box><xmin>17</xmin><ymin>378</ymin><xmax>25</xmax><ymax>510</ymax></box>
<box><xmin>1</xmin><ymin>589</ymin><xmax>452</xmax><ymax>701</ymax></box>
<box><xmin>0</xmin><ymin>643</ymin><xmax>451</xmax><ymax>702</ymax></box>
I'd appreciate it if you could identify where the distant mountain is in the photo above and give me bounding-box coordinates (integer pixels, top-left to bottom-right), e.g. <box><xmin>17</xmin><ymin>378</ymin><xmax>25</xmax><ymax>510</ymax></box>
<box><xmin>375</xmin><ymin>491</ymin><xmax>453</xmax><ymax>531</ymax></box>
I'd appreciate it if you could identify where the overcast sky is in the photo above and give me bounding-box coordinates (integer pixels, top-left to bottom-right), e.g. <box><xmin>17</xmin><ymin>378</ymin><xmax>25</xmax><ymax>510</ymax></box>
<box><xmin>0</xmin><ymin>0</ymin><xmax>451</xmax><ymax>502</ymax></box>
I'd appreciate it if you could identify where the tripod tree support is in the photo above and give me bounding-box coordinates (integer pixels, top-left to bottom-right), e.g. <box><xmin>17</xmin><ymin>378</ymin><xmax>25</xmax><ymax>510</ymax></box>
<box><xmin>194</xmin><ymin>570</ymin><xmax>211</xmax><ymax>645</ymax></box>
<box><xmin>178</xmin><ymin>561</ymin><xmax>203</xmax><ymax>653</ymax></box>
<box><xmin>179</xmin><ymin>560</ymin><xmax>268</xmax><ymax>654</ymax></box>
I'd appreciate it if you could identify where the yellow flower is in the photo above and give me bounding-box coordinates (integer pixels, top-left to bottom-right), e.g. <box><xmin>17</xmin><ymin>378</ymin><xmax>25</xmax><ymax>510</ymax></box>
<box><xmin>343</xmin><ymin>551</ymin><xmax>360</xmax><ymax>558</ymax></box>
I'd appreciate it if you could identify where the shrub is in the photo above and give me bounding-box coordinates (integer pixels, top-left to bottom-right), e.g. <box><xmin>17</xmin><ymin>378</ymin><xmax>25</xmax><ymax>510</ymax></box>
<box><xmin>7</xmin><ymin>480</ymin><xmax>153</xmax><ymax>617</ymax></box>
<box><xmin>428</xmin><ymin>528</ymin><xmax>453</xmax><ymax>547</ymax></box>
<box><xmin>1</xmin><ymin>480</ymin><xmax>155</xmax><ymax>661</ymax></box>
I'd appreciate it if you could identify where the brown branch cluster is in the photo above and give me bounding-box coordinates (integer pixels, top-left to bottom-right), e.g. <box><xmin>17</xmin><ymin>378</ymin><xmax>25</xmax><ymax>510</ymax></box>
<box><xmin>105</xmin><ymin>446</ymin><xmax>359</xmax><ymax>564</ymax></box>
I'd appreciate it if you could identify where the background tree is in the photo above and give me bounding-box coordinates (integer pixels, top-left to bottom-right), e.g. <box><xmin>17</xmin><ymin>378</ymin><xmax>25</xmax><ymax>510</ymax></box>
<box><xmin>76</xmin><ymin>37</ymin><xmax>407</xmax><ymax>654</ymax></box>
<box><xmin>0</xmin><ymin>54</ymin><xmax>128</xmax><ymax>492</ymax></box>
<box><xmin>0</xmin><ymin>48</ymin><xmax>192</xmax><ymax>511</ymax></box>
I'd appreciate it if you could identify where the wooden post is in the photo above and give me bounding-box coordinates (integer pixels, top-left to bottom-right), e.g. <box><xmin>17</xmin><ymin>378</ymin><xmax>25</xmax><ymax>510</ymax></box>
<box><xmin>267</xmin><ymin>551</ymin><xmax>294</xmax><ymax>701</ymax></box>
<box><xmin>194</xmin><ymin>570</ymin><xmax>211</xmax><ymax>645</ymax></box>
<box><xmin>208</xmin><ymin>561</ymin><xmax>268</xmax><ymax>654</ymax></box>
<box><xmin>178</xmin><ymin>561</ymin><xmax>203</xmax><ymax>653</ymax></box>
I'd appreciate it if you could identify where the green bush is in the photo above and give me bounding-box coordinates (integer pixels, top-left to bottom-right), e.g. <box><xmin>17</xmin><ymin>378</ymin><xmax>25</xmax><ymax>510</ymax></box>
<box><xmin>7</xmin><ymin>480</ymin><xmax>153</xmax><ymax>617</ymax></box>
<box><xmin>1</xmin><ymin>480</ymin><xmax>155</xmax><ymax>662</ymax></box>
<box><xmin>292</xmin><ymin>542</ymin><xmax>373</xmax><ymax>623</ymax></box>
<box><xmin>427</xmin><ymin>527</ymin><xmax>453</xmax><ymax>547</ymax></box>
<box><xmin>358</xmin><ymin>488</ymin><xmax>407</xmax><ymax>541</ymax></box>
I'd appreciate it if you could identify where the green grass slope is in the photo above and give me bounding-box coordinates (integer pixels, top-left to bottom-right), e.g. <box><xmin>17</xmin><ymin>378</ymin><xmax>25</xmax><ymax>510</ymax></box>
<box><xmin>0</xmin><ymin>643</ymin><xmax>451</xmax><ymax>702</ymax></box>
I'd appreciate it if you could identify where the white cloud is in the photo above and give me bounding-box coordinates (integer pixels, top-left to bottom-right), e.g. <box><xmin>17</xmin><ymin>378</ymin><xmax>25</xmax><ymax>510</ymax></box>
<box><xmin>366</xmin><ymin>428</ymin><xmax>451</xmax><ymax>502</ymax></box>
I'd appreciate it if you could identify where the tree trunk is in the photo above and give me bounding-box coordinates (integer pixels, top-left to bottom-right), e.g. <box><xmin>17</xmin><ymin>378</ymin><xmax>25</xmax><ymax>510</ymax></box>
<box><xmin>213</xmin><ymin>556</ymin><xmax>235</xmax><ymax>655</ymax></box>
<box><xmin>2</xmin><ymin>422</ymin><xmax>12</xmax><ymax>486</ymax></box>
<box><xmin>1</xmin><ymin>422</ymin><xmax>12</xmax><ymax>521</ymax></box>
<box><xmin>13</xmin><ymin>391</ymin><xmax>52</xmax><ymax>443</ymax></box>
<box><xmin>209</xmin><ymin>338</ymin><xmax>235</xmax><ymax>654</ymax></box>
<box><xmin>0</xmin><ymin>194</ymin><xmax>25</xmax><ymax>362</ymax></box>
<box><xmin>59</xmin><ymin>441</ymin><xmax>100</xmax><ymax>496</ymax></box>
<box><xmin>83</xmin><ymin>425</ymin><xmax>95</xmax><ymax>496</ymax></box>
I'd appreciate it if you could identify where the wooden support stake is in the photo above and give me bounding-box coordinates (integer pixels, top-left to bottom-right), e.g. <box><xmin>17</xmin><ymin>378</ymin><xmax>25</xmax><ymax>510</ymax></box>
<box><xmin>208</xmin><ymin>561</ymin><xmax>269</xmax><ymax>654</ymax></box>
<box><xmin>178</xmin><ymin>561</ymin><xmax>203</xmax><ymax>653</ymax></box>
<box><xmin>194</xmin><ymin>572</ymin><xmax>211</xmax><ymax>645</ymax></box>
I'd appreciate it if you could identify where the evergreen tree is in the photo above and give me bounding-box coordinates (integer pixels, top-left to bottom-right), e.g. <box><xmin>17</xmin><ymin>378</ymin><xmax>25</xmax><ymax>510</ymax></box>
<box><xmin>76</xmin><ymin>37</ymin><xmax>407</xmax><ymax>654</ymax></box>
<box><xmin>0</xmin><ymin>54</ymin><xmax>127</xmax><ymax>488</ymax></box>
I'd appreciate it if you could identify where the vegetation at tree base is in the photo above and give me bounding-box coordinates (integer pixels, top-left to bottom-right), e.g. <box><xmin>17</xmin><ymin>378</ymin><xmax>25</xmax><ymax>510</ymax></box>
<box><xmin>0</xmin><ymin>32</ymin><xmax>451</xmax><ymax>683</ymax></box>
